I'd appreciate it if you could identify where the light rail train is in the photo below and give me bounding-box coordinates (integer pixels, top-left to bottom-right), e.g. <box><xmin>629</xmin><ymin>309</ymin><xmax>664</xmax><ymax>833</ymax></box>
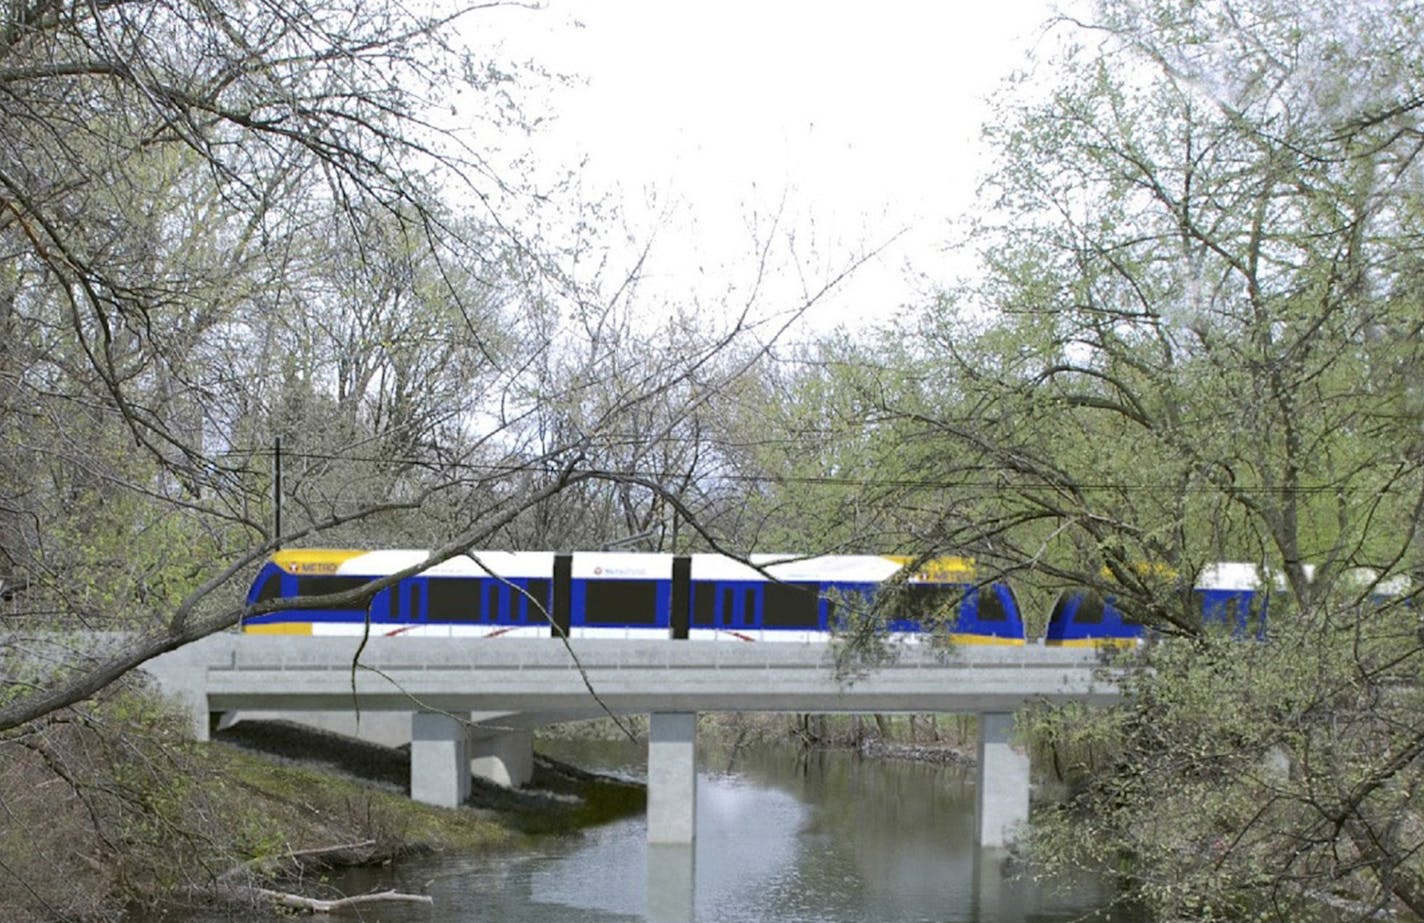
<box><xmin>242</xmin><ymin>549</ymin><xmax>1026</xmax><ymax>643</ymax></box>
<box><xmin>244</xmin><ymin>549</ymin><xmax>1410</xmax><ymax>645</ymax></box>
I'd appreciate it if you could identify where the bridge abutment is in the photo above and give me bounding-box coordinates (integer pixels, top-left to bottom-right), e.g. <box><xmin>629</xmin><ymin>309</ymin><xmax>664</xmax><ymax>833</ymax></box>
<box><xmin>647</xmin><ymin>712</ymin><xmax>698</xmax><ymax>844</ymax></box>
<box><xmin>469</xmin><ymin>726</ymin><xmax>534</xmax><ymax>787</ymax></box>
<box><xmin>975</xmin><ymin>712</ymin><xmax>1030</xmax><ymax>848</ymax></box>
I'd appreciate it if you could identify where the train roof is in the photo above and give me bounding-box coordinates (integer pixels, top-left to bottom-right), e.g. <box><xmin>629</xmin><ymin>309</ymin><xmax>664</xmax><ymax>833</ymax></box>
<box><xmin>265</xmin><ymin>549</ymin><xmax>981</xmax><ymax>585</ymax></box>
<box><xmin>1195</xmin><ymin>561</ymin><xmax>1263</xmax><ymax>591</ymax></box>
<box><xmin>269</xmin><ymin>549</ymin><xmax>555</xmax><ymax>578</ymax></box>
<box><xmin>688</xmin><ymin>554</ymin><xmax>976</xmax><ymax>583</ymax></box>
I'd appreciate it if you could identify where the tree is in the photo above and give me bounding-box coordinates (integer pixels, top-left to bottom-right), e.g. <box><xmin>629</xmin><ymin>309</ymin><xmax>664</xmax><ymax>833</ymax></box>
<box><xmin>0</xmin><ymin>0</ymin><xmax>891</xmax><ymax>914</ymax></box>
<box><xmin>0</xmin><ymin>0</ymin><xmax>834</xmax><ymax>727</ymax></box>
<box><xmin>757</xmin><ymin>0</ymin><xmax>1424</xmax><ymax>916</ymax></box>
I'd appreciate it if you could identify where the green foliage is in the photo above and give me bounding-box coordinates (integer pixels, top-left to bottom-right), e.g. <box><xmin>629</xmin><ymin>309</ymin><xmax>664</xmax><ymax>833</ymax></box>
<box><xmin>968</xmin><ymin>0</ymin><xmax>1424</xmax><ymax>908</ymax></box>
<box><xmin>0</xmin><ymin>685</ymin><xmax>525</xmax><ymax>919</ymax></box>
<box><xmin>1028</xmin><ymin>595</ymin><xmax>1424</xmax><ymax>920</ymax></box>
<box><xmin>713</xmin><ymin>0</ymin><xmax>1424</xmax><ymax>912</ymax></box>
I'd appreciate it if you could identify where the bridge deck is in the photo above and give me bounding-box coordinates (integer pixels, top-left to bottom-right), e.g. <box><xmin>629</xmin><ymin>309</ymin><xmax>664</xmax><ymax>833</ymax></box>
<box><xmin>155</xmin><ymin>634</ymin><xmax>1123</xmax><ymax>714</ymax></box>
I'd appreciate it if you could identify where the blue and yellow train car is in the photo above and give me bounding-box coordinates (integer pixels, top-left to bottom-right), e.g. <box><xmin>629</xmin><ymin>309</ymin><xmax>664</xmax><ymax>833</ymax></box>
<box><xmin>243</xmin><ymin>549</ymin><xmax>1026</xmax><ymax>644</ymax></box>
<box><xmin>243</xmin><ymin>549</ymin><xmax>557</xmax><ymax>637</ymax></box>
<box><xmin>1045</xmin><ymin>561</ymin><xmax>1279</xmax><ymax>646</ymax></box>
<box><xmin>684</xmin><ymin>554</ymin><xmax>1024</xmax><ymax>644</ymax></box>
<box><xmin>1044</xmin><ymin>590</ymin><xmax>1143</xmax><ymax>647</ymax></box>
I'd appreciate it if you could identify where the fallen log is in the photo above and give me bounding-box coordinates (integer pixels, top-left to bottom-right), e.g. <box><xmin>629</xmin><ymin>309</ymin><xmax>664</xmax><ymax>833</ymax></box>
<box><xmin>256</xmin><ymin>887</ymin><xmax>434</xmax><ymax>913</ymax></box>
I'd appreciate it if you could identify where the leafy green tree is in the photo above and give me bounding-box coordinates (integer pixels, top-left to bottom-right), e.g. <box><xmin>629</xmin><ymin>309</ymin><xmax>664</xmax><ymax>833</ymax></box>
<box><xmin>852</xmin><ymin>1</ymin><xmax>1424</xmax><ymax>916</ymax></box>
<box><xmin>0</xmin><ymin>0</ymin><xmax>790</xmax><ymax>730</ymax></box>
<box><xmin>725</xmin><ymin>0</ymin><xmax>1424</xmax><ymax>915</ymax></box>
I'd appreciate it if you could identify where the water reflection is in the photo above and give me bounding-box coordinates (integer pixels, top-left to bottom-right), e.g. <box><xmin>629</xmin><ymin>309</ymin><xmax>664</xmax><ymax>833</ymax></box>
<box><xmin>331</xmin><ymin>741</ymin><xmax>1143</xmax><ymax>922</ymax></box>
<box><xmin>646</xmin><ymin>844</ymin><xmax>693</xmax><ymax>923</ymax></box>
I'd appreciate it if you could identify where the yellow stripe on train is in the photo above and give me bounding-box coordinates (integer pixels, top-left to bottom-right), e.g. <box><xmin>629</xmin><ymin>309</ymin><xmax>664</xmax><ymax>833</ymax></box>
<box><xmin>949</xmin><ymin>633</ymin><xmax>1025</xmax><ymax>646</ymax></box>
<box><xmin>1044</xmin><ymin>637</ymin><xmax>1138</xmax><ymax>649</ymax></box>
<box><xmin>270</xmin><ymin>549</ymin><xmax>366</xmax><ymax>575</ymax></box>
<box><xmin>884</xmin><ymin>556</ymin><xmax>978</xmax><ymax>581</ymax></box>
<box><xmin>243</xmin><ymin>622</ymin><xmax>313</xmax><ymax>635</ymax></box>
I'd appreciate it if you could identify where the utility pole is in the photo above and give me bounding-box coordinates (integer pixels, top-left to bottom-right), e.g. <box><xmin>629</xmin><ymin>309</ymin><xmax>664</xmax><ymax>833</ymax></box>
<box><xmin>273</xmin><ymin>437</ymin><xmax>283</xmax><ymax>549</ymax></box>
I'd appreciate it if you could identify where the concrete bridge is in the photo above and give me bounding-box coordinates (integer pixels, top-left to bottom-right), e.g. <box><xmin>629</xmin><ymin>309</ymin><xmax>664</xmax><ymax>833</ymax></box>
<box><xmin>144</xmin><ymin>634</ymin><xmax>1123</xmax><ymax>848</ymax></box>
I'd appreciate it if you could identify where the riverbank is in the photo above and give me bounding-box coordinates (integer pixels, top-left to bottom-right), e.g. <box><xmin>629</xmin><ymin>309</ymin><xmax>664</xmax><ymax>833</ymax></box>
<box><xmin>214</xmin><ymin>718</ymin><xmax>645</xmax><ymax>833</ymax></box>
<box><xmin>0</xmin><ymin>686</ymin><xmax>646</xmax><ymax>923</ymax></box>
<box><xmin>203</xmin><ymin>718</ymin><xmax>646</xmax><ymax>906</ymax></box>
<box><xmin>0</xmin><ymin>699</ymin><xmax>989</xmax><ymax>921</ymax></box>
<box><xmin>539</xmin><ymin>712</ymin><xmax>980</xmax><ymax>768</ymax></box>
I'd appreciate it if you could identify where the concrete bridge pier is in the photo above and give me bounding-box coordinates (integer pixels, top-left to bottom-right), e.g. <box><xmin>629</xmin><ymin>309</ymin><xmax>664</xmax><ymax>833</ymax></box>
<box><xmin>976</xmin><ymin>712</ymin><xmax>1030</xmax><ymax>848</ymax></box>
<box><xmin>647</xmin><ymin>712</ymin><xmax>697</xmax><ymax>844</ymax></box>
<box><xmin>411</xmin><ymin>712</ymin><xmax>470</xmax><ymax>807</ymax></box>
<box><xmin>469</xmin><ymin>724</ymin><xmax>534</xmax><ymax>788</ymax></box>
<box><xmin>647</xmin><ymin>843</ymin><xmax>696</xmax><ymax>923</ymax></box>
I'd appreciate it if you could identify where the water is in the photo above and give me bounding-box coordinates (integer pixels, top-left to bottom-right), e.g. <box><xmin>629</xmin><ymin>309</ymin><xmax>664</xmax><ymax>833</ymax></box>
<box><xmin>330</xmin><ymin>739</ymin><xmax>1143</xmax><ymax>922</ymax></box>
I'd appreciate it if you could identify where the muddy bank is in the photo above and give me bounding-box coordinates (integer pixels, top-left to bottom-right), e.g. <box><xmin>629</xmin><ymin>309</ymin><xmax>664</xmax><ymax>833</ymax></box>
<box><xmin>214</xmin><ymin>718</ymin><xmax>645</xmax><ymax>832</ymax></box>
<box><xmin>108</xmin><ymin>718</ymin><xmax>645</xmax><ymax>920</ymax></box>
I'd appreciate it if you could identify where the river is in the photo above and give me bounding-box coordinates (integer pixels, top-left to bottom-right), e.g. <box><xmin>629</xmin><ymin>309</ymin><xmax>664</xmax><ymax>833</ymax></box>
<box><xmin>330</xmin><ymin>737</ymin><xmax>1145</xmax><ymax>922</ymax></box>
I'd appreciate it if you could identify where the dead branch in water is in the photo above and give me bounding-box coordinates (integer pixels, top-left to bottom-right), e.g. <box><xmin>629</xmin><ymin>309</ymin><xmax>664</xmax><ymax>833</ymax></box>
<box><xmin>256</xmin><ymin>887</ymin><xmax>434</xmax><ymax>913</ymax></box>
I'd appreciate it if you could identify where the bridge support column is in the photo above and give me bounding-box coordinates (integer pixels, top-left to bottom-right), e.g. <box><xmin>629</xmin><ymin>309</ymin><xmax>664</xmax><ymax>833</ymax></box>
<box><xmin>976</xmin><ymin>712</ymin><xmax>1029</xmax><ymax>848</ymax></box>
<box><xmin>469</xmin><ymin>727</ymin><xmax>534</xmax><ymax>788</ymax></box>
<box><xmin>647</xmin><ymin>712</ymin><xmax>697</xmax><ymax>844</ymax></box>
<box><xmin>647</xmin><ymin>843</ymin><xmax>696</xmax><ymax>922</ymax></box>
<box><xmin>411</xmin><ymin>712</ymin><xmax>470</xmax><ymax>808</ymax></box>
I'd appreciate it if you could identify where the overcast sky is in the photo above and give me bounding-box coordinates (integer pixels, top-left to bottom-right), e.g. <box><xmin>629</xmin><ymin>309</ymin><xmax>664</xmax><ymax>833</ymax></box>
<box><xmin>482</xmin><ymin>2</ymin><xmax>1059</xmax><ymax>334</ymax></box>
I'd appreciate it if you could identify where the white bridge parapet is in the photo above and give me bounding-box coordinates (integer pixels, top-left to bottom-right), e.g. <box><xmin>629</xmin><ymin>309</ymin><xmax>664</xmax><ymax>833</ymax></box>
<box><xmin>144</xmin><ymin>634</ymin><xmax>1125</xmax><ymax>848</ymax></box>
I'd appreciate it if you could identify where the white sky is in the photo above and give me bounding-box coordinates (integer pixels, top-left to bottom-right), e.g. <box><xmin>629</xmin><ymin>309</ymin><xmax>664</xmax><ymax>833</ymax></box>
<box><xmin>481</xmin><ymin>1</ymin><xmax>1059</xmax><ymax>336</ymax></box>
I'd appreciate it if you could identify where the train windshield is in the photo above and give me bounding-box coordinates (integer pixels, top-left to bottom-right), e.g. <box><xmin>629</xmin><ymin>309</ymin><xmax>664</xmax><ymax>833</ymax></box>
<box><xmin>251</xmin><ymin>571</ymin><xmax>282</xmax><ymax>604</ymax></box>
<box><xmin>977</xmin><ymin>587</ymin><xmax>1009</xmax><ymax>622</ymax></box>
<box><xmin>294</xmin><ymin>575</ymin><xmax>370</xmax><ymax>612</ymax></box>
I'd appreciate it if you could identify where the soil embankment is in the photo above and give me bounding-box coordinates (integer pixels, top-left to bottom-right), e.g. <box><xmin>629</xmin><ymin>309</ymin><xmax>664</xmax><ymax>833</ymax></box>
<box><xmin>214</xmin><ymin>718</ymin><xmax>646</xmax><ymax>834</ymax></box>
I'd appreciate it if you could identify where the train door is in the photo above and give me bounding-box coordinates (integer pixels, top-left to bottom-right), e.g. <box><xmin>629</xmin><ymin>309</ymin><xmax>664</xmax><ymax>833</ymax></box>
<box><xmin>483</xmin><ymin>579</ymin><xmax>502</xmax><ymax>627</ymax></box>
<box><xmin>520</xmin><ymin>577</ymin><xmax>553</xmax><ymax>633</ymax></box>
<box><xmin>717</xmin><ymin>584</ymin><xmax>759</xmax><ymax>634</ymax></box>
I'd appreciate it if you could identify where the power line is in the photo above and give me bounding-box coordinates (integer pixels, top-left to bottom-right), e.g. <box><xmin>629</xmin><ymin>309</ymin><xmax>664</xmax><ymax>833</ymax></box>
<box><xmin>216</xmin><ymin>445</ymin><xmax>1376</xmax><ymax>497</ymax></box>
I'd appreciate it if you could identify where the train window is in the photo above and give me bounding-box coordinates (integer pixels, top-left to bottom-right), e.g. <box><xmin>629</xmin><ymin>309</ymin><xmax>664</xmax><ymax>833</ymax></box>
<box><xmin>1071</xmin><ymin>592</ymin><xmax>1104</xmax><ymax>625</ymax></box>
<box><xmin>824</xmin><ymin>587</ymin><xmax>874</xmax><ymax>628</ymax></box>
<box><xmin>253</xmin><ymin>572</ymin><xmax>283</xmax><ymax>604</ymax></box>
<box><xmin>583</xmin><ymin>579</ymin><xmax>660</xmax><ymax>625</ymax></box>
<box><xmin>744</xmin><ymin>588</ymin><xmax>757</xmax><ymax>624</ymax></box>
<box><xmin>692</xmin><ymin>583</ymin><xmax>717</xmax><ymax>627</ymax></box>
<box><xmin>427</xmin><ymin>577</ymin><xmax>480</xmax><ymax>622</ymax></box>
<box><xmin>294</xmin><ymin>576</ymin><xmax>369</xmax><ymax>611</ymax></box>
<box><xmin>410</xmin><ymin>582</ymin><xmax>423</xmax><ymax>621</ymax></box>
<box><xmin>901</xmin><ymin>584</ymin><xmax>963</xmax><ymax>624</ymax></box>
<box><xmin>977</xmin><ymin>587</ymin><xmax>1009</xmax><ymax>623</ymax></box>
<box><xmin>523</xmin><ymin>579</ymin><xmax>552</xmax><ymax>624</ymax></box>
<box><xmin>763</xmin><ymin>582</ymin><xmax>821</xmax><ymax>628</ymax></box>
